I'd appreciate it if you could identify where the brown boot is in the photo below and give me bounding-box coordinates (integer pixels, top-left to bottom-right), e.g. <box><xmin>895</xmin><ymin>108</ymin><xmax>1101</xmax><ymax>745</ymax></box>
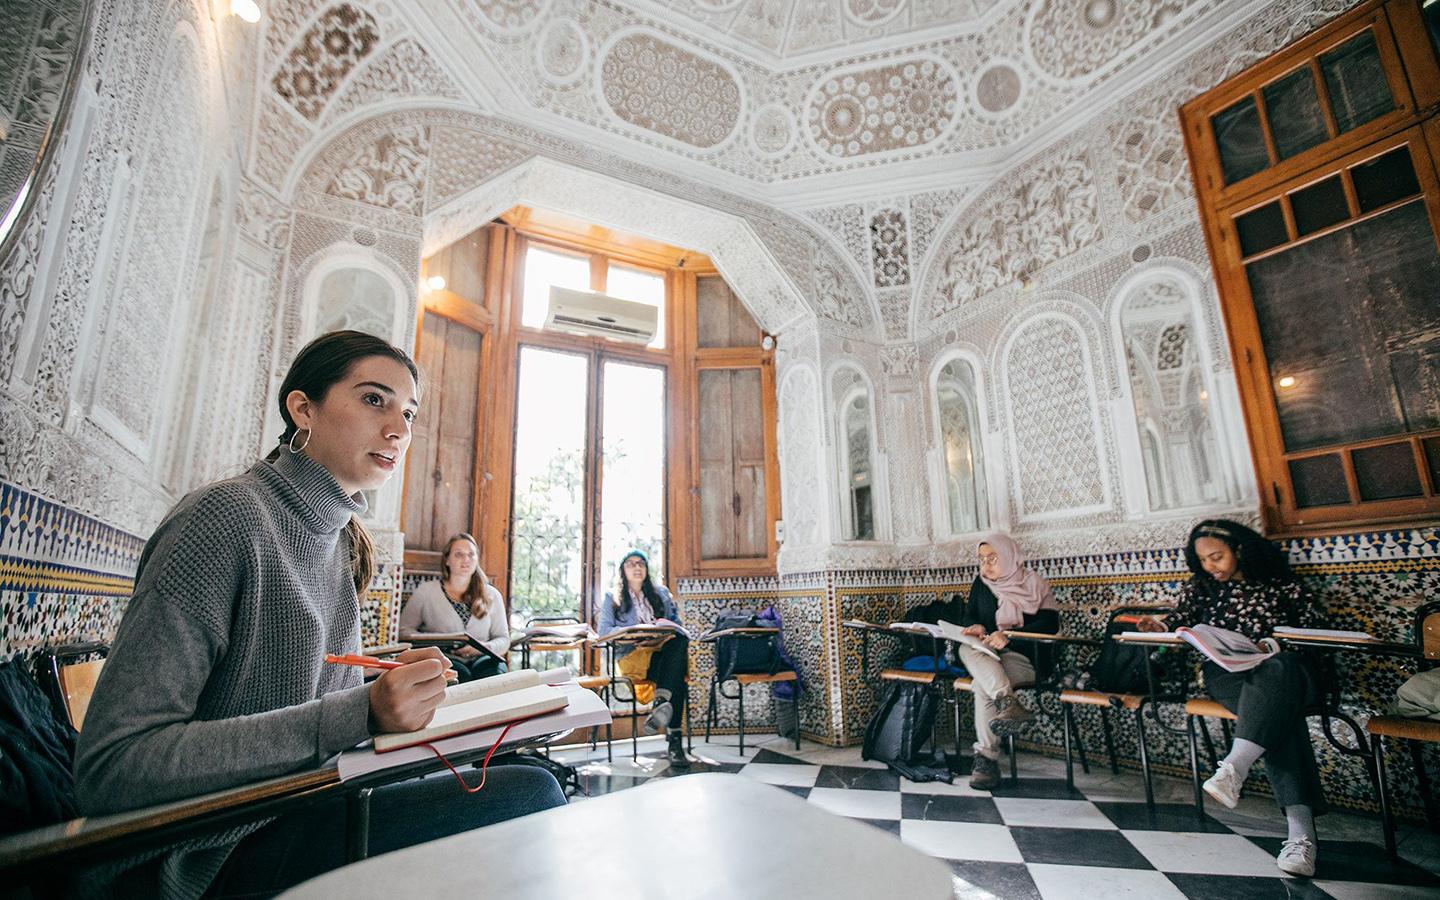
<box><xmin>969</xmin><ymin>754</ymin><xmax>1001</xmax><ymax>790</ymax></box>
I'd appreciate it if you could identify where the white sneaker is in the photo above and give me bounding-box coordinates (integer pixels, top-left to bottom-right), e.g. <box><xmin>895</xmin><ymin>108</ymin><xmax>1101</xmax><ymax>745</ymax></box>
<box><xmin>1202</xmin><ymin>761</ymin><xmax>1241</xmax><ymax>809</ymax></box>
<box><xmin>1277</xmin><ymin>837</ymin><xmax>1317</xmax><ymax>877</ymax></box>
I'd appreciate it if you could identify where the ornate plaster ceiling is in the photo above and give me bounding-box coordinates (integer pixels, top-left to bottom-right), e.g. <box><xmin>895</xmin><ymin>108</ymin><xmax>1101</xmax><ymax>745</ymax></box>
<box><xmin>616</xmin><ymin>0</ymin><xmax>1016</xmax><ymax>64</ymax></box>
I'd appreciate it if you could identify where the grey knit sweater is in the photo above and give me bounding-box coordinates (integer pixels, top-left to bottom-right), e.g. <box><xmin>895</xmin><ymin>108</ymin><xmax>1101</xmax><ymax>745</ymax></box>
<box><xmin>74</xmin><ymin>449</ymin><xmax>374</xmax><ymax>897</ymax></box>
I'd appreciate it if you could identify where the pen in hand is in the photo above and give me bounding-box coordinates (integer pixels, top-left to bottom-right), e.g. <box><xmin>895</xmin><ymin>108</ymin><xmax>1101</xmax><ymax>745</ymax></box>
<box><xmin>325</xmin><ymin>653</ymin><xmax>458</xmax><ymax>681</ymax></box>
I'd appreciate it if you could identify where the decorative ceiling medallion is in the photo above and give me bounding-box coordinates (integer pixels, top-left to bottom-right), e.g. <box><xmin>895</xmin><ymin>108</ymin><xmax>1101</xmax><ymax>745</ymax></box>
<box><xmin>535</xmin><ymin>17</ymin><xmax>588</xmax><ymax>86</ymax></box>
<box><xmin>1084</xmin><ymin>0</ymin><xmax>1119</xmax><ymax>29</ymax></box>
<box><xmin>693</xmin><ymin>0</ymin><xmax>746</xmax><ymax>10</ymax></box>
<box><xmin>973</xmin><ymin>61</ymin><xmax>1024</xmax><ymax>117</ymax></box>
<box><xmin>1026</xmin><ymin>0</ymin><xmax>1195</xmax><ymax>85</ymax></box>
<box><xmin>271</xmin><ymin>4</ymin><xmax>380</xmax><ymax>121</ymax></box>
<box><xmin>469</xmin><ymin>0</ymin><xmax>551</xmax><ymax>33</ymax></box>
<box><xmin>805</xmin><ymin>57</ymin><xmax>958</xmax><ymax>158</ymax></box>
<box><xmin>844</xmin><ymin>0</ymin><xmax>909</xmax><ymax>27</ymax></box>
<box><xmin>598</xmin><ymin>31</ymin><xmax>743</xmax><ymax>150</ymax></box>
<box><xmin>749</xmin><ymin>101</ymin><xmax>796</xmax><ymax>159</ymax></box>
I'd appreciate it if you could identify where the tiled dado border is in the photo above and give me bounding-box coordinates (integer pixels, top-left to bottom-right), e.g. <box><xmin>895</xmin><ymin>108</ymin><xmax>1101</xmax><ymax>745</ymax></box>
<box><xmin>0</xmin><ymin>482</ymin><xmax>146</xmax><ymax>658</ymax></box>
<box><xmin>0</xmin><ymin>481</ymin><xmax>403</xmax><ymax>656</ymax></box>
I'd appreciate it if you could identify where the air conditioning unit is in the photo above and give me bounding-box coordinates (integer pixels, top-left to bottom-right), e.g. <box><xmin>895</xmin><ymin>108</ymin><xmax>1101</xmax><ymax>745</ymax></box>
<box><xmin>544</xmin><ymin>286</ymin><xmax>658</xmax><ymax>345</ymax></box>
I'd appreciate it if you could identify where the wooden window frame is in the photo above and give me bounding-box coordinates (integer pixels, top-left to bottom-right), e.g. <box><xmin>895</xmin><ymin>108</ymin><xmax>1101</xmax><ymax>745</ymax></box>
<box><xmin>460</xmin><ymin>209</ymin><xmax>780</xmax><ymax>608</ymax></box>
<box><xmin>1181</xmin><ymin>0</ymin><xmax>1440</xmax><ymax>534</ymax></box>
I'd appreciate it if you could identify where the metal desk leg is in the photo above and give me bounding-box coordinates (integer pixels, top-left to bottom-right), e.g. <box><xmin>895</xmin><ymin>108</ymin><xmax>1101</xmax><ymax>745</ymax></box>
<box><xmin>346</xmin><ymin>788</ymin><xmax>372</xmax><ymax>863</ymax></box>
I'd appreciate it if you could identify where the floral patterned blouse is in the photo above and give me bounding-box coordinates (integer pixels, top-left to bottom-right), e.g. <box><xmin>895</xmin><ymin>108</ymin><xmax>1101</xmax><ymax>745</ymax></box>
<box><xmin>1169</xmin><ymin>576</ymin><xmax>1322</xmax><ymax>644</ymax></box>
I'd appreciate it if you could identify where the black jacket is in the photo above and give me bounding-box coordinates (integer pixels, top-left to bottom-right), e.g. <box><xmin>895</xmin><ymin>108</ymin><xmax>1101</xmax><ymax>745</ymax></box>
<box><xmin>953</xmin><ymin>577</ymin><xmax>1061</xmax><ymax>679</ymax></box>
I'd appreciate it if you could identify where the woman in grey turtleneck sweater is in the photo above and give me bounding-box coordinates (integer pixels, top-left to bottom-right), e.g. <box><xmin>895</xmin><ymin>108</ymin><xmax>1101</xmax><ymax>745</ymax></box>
<box><xmin>74</xmin><ymin>332</ymin><xmax>565</xmax><ymax>898</ymax></box>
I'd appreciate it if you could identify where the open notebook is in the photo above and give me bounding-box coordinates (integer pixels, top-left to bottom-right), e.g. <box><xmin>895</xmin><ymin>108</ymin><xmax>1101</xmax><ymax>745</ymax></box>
<box><xmin>373</xmin><ymin>669</ymin><xmax>569</xmax><ymax>752</ymax></box>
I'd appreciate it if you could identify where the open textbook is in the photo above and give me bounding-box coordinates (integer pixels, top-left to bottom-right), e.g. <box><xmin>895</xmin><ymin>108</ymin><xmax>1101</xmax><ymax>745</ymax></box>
<box><xmin>511</xmin><ymin>622</ymin><xmax>598</xmax><ymax>643</ymax></box>
<box><xmin>400</xmin><ymin>631</ymin><xmax>505</xmax><ymax>662</ymax></box>
<box><xmin>598</xmin><ymin>621</ymin><xmax>694</xmax><ymax>641</ymax></box>
<box><xmin>889</xmin><ymin>619</ymin><xmax>1001</xmax><ymax>661</ymax></box>
<box><xmin>373</xmin><ymin>668</ymin><xmax>569</xmax><ymax>752</ymax></box>
<box><xmin>338</xmin><ymin>676</ymin><xmax>611</xmax><ymax>780</ymax></box>
<box><xmin>1176</xmin><ymin>624</ymin><xmax>1281</xmax><ymax>673</ymax></box>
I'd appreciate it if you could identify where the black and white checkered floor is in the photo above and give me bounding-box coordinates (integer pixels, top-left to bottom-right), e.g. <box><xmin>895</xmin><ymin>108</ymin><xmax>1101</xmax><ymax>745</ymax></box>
<box><xmin>547</xmin><ymin>735</ymin><xmax>1440</xmax><ymax>899</ymax></box>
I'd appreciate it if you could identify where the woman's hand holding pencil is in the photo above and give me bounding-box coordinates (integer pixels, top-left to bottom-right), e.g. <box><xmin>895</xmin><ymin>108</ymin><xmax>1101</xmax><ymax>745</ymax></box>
<box><xmin>336</xmin><ymin>647</ymin><xmax>455</xmax><ymax>734</ymax></box>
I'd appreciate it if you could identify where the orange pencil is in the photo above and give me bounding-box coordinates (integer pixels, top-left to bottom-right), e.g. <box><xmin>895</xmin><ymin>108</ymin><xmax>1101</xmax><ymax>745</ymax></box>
<box><xmin>325</xmin><ymin>653</ymin><xmax>458</xmax><ymax>680</ymax></box>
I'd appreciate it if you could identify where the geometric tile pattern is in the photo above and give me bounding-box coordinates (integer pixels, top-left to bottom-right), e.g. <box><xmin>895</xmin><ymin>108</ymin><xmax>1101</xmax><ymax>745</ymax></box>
<box><xmin>553</xmin><ymin>741</ymin><xmax>1440</xmax><ymax>898</ymax></box>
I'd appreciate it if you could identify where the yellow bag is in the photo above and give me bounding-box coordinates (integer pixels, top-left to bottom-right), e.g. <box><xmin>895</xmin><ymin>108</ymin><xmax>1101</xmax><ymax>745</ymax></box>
<box><xmin>616</xmin><ymin>647</ymin><xmax>656</xmax><ymax>705</ymax></box>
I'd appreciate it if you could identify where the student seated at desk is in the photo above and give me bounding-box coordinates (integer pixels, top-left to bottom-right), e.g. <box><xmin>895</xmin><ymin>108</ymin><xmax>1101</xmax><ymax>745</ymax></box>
<box><xmin>597</xmin><ymin>550</ymin><xmax>689</xmax><ymax>768</ymax></box>
<box><xmin>400</xmin><ymin>532</ymin><xmax>510</xmax><ymax>682</ymax></box>
<box><xmin>1137</xmin><ymin>518</ymin><xmax>1324</xmax><ymax>877</ymax></box>
<box><xmin>954</xmin><ymin>532</ymin><xmax>1060</xmax><ymax>790</ymax></box>
<box><xmin>73</xmin><ymin>331</ymin><xmax>564</xmax><ymax>898</ymax></box>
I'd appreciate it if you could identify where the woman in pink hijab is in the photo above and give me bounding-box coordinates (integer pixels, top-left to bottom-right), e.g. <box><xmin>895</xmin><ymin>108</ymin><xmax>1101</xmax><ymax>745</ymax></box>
<box><xmin>956</xmin><ymin>532</ymin><xmax>1060</xmax><ymax>790</ymax></box>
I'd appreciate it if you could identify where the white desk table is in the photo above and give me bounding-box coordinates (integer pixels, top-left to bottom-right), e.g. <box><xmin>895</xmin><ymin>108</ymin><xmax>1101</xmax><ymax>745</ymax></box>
<box><xmin>283</xmin><ymin>773</ymin><xmax>955</xmax><ymax>899</ymax></box>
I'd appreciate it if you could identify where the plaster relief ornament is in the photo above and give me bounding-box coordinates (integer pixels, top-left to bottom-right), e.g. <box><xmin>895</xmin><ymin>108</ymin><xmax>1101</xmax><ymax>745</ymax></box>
<box><xmin>600</xmin><ymin>31</ymin><xmax>743</xmax><ymax>149</ymax></box>
<box><xmin>271</xmin><ymin>4</ymin><xmax>381</xmax><ymax>121</ymax></box>
<box><xmin>536</xmin><ymin>17</ymin><xmax>588</xmax><ymax>85</ymax></box>
<box><xmin>807</xmin><ymin>57</ymin><xmax>958</xmax><ymax>158</ymax></box>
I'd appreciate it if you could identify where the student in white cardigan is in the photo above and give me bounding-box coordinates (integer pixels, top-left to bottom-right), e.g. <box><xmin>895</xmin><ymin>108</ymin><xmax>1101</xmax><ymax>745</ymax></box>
<box><xmin>400</xmin><ymin>532</ymin><xmax>510</xmax><ymax>681</ymax></box>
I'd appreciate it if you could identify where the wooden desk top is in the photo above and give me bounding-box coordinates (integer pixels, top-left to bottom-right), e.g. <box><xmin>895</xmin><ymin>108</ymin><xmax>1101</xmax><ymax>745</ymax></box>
<box><xmin>1001</xmin><ymin>630</ymin><xmax>1102</xmax><ymax>646</ymax></box>
<box><xmin>282</xmin><ymin>774</ymin><xmax>954</xmax><ymax>899</ymax></box>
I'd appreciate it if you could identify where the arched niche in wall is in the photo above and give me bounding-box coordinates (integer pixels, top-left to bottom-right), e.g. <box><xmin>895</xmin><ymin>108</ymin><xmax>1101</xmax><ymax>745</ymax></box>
<box><xmin>928</xmin><ymin>352</ymin><xmax>990</xmax><ymax>537</ymax></box>
<box><xmin>302</xmin><ymin>250</ymin><xmax>409</xmax><ymax>341</ymax></box>
<box><xmin>298</xmin><ymin>248</ymin><xmax>412</xmax><ymax>525</ymax></box>
<box><xmin>1113</xmin><ymin>271</ymin><xmax>1236</xmax><ymax>513</ymax></box>
<box><xmin>830</xmin><ymin>364</ymin><xmax>882</xmax><ymax>542</ymax></box>
<box><xmin>1000</xmin><ymin>311</ymin><xmax>1111</xmax><ymax>522</ymax></box>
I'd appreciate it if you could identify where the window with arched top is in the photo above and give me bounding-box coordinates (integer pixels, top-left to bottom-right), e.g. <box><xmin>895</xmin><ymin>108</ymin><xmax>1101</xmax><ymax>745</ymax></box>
<box><xmin>832</xmin><ymin>366</ymin><xmax>879</xmax><ymax>541</ymax></box>
<box><xmin>842</xmin><ymin>391</ymin><xmax>875</xmax><ymax>541</ymax></box>
<box><xmin>933</xmin><ymin>356</ymin><xmax>989</xmax><ymax>535</ymax></box>
<box><xmin>314</xmin><ymin>266</ymin><xmax>399</xmax><ymax>338</ymax></box>
<box><xmin>1119</xmin><ymin>278</ymin><xmax>1228</xmax><ymax>511</ymax></box>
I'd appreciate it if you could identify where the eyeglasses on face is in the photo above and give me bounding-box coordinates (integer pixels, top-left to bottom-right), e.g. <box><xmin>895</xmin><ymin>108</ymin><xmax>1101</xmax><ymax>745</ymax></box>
<box><xmin>977</xmin><ymin>553</ymin><xmax>1000</xmax><ymax>564</ymax></box>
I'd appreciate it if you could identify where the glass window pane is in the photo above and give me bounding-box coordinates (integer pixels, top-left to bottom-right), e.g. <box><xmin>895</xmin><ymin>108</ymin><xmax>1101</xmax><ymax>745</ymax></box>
<box><xmin>1425</xmin><ymin>436</ymin><xmax>1440</xmax><ymax>490</ymax></box>
<box><xmin>1428</xmin><ymin>1</ymin><xmax>1440</xmax><ymax>63</ymax></box>
<box><xmin>522</xmin><ymin>246</ymin><xmax>591</xmax><ymax>329</ymax></box>
<box><xmin>1351</xmin><ymin>146</ymin><xmax>1421</xmax><ymax>213</ymax></box>
<box><xmin>1245</xmin><ymin>200</ymin><xmax>1440</xmax><ymax>451</ymax></box>
<box><xmin>1119</xmin><ymin>281</ymin><xmax>1230</xmax><ymax>510</ymax></box>
<box><xmin>600</xmin><ymin>361</ymin><xmax>667</xmax><ymax>594</ymax></box>
<box><xmin>1213</xmin><ymin>96</ymin><xmax>1270</xmax><ymax>185</ymax></box>
<box><xmin>509</xmin><ymin>347</ymin><xmax>589</xmax><ymax>637</ymax></box>
<box><xmin>606</xmin><ymin>263</ymin><xmax>666</xmax><ymax>349</ymax></box>
<box><xmin>1236</xmin><ymin>201</ymin><xmax>1288</xmax><ymax>256</ymax></box>
<box><xmin>843</xmin><ymin>393</ymin><xmax>875</xmax><ymax>540</ymax></box>
<box><xmin>696</xmin><ymin>274</ymin><xmax>761</xmax><ymax>349</ymax></box>
<box><xmin>1352</xmin><ymin>442</ymin><xmax>1422</xmax><ymax>500</ymax></box>
<box><xmin>1290</xmin><ymin>454</ymin><xmax>1351</xmax><ymax>507</ymax></box>
<box><xmin>936</xmin><ymin>359</ymin><xmax>989</xmax><ymax>533</ymax></box>
<box><xmin>697</xmin><ymin>368</ymin><xmax>767</xmax><ymax>559</ymax></box>
<box><xmin>1321</xmin><ymin>30</ymin><xmax>1395</xmax><ymax>134</ymax></box>
<box><xmin>1263</xmin><ymin>66</ymin><xmax>1329</xmax><ymax>160</ymax></box>
<box><xmin>1290</xmin><ymin>176</ymin><xmax>1349</xmax><ymax>237</ymax></box>
<box><xmin>316</xmin><ymin>268</ymin><xmax>395</xmax><ymax>337</ymax></box>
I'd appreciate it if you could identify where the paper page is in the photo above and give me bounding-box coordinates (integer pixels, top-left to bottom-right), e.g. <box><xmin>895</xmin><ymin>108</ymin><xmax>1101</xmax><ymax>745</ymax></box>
<box><xmin>437</xmin><ymin>668</ymin><xmax>541</xmax><ymax>709</ymax></box>
<box><xmin>934</xmin><ymin>620</ymin><xmax>1001</xmax><ymax>660</ymax></box>
<box><xmin>338</xmin><ymin>684</ymin><xmax>612</xmax><ymax>781</ymax></box>
<box><xmin>374</xmin><ymin>683</ymin><xmax>567</xmax><ymax>752</ymax></box>
<box><xmin>1272</xmin><ymin>626</ymin><xmax>1377</xmax><ymax>641</ymax></box>
<box><xmin>1177</xmin><ymin>624</ymin><xmax>1276</xmax><ymax>672</ymax></box>
<box><xmin>889</xmin><ymin>621</ymin><xmax>944</xmax><ymax>637</ymax></box>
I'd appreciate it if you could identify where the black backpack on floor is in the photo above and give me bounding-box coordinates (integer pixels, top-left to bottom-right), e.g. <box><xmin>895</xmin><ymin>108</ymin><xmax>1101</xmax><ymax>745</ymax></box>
<box><xmin>861</xmin><ymin>679</ymin><xmax>951</xmax><ymax>782</ymax></box>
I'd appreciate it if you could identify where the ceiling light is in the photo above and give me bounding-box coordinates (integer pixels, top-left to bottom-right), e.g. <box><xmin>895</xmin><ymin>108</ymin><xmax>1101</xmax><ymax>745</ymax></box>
<box><xmin>425</xmin><ymin>275</ymin><xmax>446</xmax><ymax>292</ymax></box>
<box><xmin>1277</xmin><ymin>376</ymin><xmax>1296</xmax><ymax>389</ymax></box>
<box><xmin>231</xmin><ymin>0</ymin><xmax>261</xmax><ymax>24</ymax></box>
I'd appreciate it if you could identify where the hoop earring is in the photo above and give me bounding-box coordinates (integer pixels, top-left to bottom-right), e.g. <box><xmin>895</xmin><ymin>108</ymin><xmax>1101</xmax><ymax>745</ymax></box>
<box><xmin>288</xmin><ymin>427</ymin><xmax>312</xmax><ymax>453</ymax></box>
